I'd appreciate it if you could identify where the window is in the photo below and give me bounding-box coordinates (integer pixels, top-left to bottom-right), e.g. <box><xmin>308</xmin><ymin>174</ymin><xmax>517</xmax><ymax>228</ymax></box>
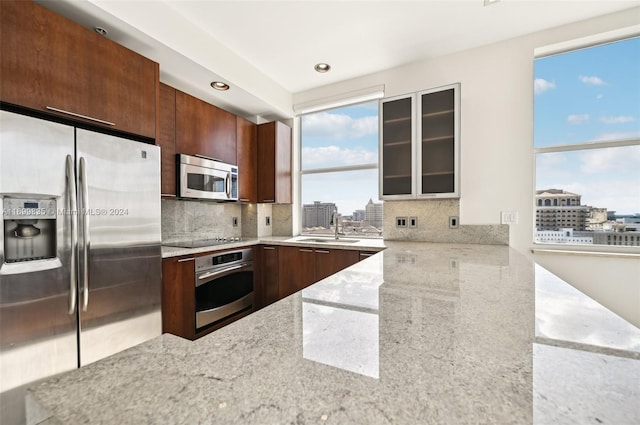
<box><xmin>300</xmin><ymin>101</ymin><xmax>382</xmax><ymax>237</ymax></box>
<box><xmin>534</xmin><ymin>36</ymin><xmax>640</xmax><ymax>248</ymax></box>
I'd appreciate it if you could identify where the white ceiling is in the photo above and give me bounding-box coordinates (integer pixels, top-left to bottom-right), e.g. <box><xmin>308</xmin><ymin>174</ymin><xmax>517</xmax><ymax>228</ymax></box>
<box><xmin>39</xmin><ymin>0</ymin><xmax>640</xmax><ymax>121</ymax></box>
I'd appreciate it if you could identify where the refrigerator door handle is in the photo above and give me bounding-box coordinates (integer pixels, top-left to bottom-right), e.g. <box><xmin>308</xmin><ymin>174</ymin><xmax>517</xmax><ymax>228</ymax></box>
<box><xmin>66</xmin><ymin>155</ymin><xmax>78</xmax><ymax>315</ymax></box>
<box><xmin>79</xmin><ymin>157</ymin><xmax>90</xmax><ymax>311</ymax></box>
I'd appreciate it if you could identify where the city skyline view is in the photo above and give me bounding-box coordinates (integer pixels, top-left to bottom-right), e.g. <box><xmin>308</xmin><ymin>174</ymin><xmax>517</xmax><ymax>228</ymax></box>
<box><xmin>534</xmin><ymin>36</ymin><xmax>639</xmax><ymax>215</ymax></box>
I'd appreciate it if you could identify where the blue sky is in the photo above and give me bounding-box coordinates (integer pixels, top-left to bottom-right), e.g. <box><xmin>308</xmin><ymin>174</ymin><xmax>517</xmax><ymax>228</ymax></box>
<box><xmin>534</xmin><ymin>36</ymin><xmax>639</xmax><ymax>215</ymax></box>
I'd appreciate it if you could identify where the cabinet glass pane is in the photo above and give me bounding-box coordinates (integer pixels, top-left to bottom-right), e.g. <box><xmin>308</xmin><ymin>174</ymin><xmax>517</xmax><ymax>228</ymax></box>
<box><xmin>420</xmin><ymin>89</ymin><xmax>455</xmax><ymax>195</ymax></box>
<box><xmin>382</xmin><ymin>97</ymin><xmax>412</xmax><ymax>195</ymax></box>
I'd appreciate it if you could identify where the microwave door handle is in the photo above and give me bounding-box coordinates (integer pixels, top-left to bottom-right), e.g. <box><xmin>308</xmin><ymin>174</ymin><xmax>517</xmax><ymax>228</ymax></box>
<box><xmin>79</xmin><ymin>157</ymin><xmax>90</xmax><ymax>312</ymax></box>
<box><xmin>66</xmin><ymin>155</ymin><xmax>78</xmax><ymax>315</ymax></box>
<box><xmin>225</xmin><ymin>172</ymin><xmax>231</xmax><ymax>198</ymax></box>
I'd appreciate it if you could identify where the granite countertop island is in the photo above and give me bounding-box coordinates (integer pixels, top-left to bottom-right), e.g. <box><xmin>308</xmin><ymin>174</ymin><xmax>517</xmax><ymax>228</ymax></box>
<box><xmin>27</xmin><ymin>242</ymin><xmax>640</xmax><ymax>424</ymax></box>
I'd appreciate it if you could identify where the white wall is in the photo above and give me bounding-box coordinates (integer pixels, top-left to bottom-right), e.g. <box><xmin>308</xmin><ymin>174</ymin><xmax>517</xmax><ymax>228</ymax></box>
<box><xmin>293</xmin><ymin>7</ymin><xmax>640</xmax><ymax>256</ymax></box>
<box><xmin>534</xmin><ymin>252</ymin><xmax>640</xmax><ymax>328</ymax></box>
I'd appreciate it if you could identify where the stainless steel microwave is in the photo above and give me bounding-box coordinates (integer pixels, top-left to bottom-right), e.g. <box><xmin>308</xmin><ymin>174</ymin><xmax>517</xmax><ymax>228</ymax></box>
<box><xmin>177</xmin><ymin>154</ymin><xmax>238</xmax><ymax>201</ymax></box>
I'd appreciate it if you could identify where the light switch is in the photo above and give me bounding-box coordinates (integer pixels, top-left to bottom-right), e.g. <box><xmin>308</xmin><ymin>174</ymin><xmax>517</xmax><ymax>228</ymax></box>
<box><xmin>501</xmin><ymin>211</ymin><xmax>518</xmax><ymax>225</ymax></box>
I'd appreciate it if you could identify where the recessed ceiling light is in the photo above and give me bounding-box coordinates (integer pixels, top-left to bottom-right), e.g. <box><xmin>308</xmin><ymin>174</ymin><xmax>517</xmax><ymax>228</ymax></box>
<box><xmin>94</xmin><ymin>26</ymin><xmax>108</xmax><ymax>36</ymax></box>
<box><xmin>314</xmin><ymin>63</ymin><xmax>331</xmax><ymax>73</ymax></box>
<box><xmin>484</xmin><ymin>0</ymin><xmax>500</xmax><ymax>6</ymax></box>
<box><xmin>210</xmin><ymin>81</ymin><xmax>230</xmax><ymax>91</ymax></box>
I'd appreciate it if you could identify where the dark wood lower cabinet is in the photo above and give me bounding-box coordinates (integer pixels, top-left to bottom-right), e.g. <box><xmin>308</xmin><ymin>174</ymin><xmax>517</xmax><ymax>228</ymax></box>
<box><xmin>277</xmin><ymin>246</ymin><xmax>361</xmax><ymax>299</ymax></box>
<box><xmin>315</xmin><ymin>249</ymin><xmax>360</xmax><ymax>281</ymax></box>
<box><xmin>258</xmin><ymin>245</ymin><xmax>280</xmax><ymax>308</ymax></box>
<box><xmin>161</xmin><ymin>255</ymin><xmax>196</xmax><ymax>339</ymax></box>
<box><xmin>278</xmin><ymin>246</ymin><xmax>315</xmax><ymax>299</ymax></box>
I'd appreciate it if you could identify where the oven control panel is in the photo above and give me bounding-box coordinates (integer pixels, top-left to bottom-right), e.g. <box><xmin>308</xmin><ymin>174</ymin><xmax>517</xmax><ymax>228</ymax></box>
<box><xmin>195</xmin><ymin>247</ymin><xmax>253</xmax><ymax>273</ymax></box>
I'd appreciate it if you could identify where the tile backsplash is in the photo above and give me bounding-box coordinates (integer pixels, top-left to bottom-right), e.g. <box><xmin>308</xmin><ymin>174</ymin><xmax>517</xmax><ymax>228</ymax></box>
<box><xmin>161</xmin><ymin>199</ymin><xmax>243</xmax><ymax>243</ymax></box>
<box><xmin>383</xmin><ymin>199</ymin><xmax>508</xmax><ymax>245</ymax></box>
<box><xmin>162</xmin><ymin>198</ymin><xmax>503</xmax><ymax>245</ymax></box>
<box><xmin>162</xmin><ymin>200</ymin><xmax>294</xmax><ymax>242</ymax></box>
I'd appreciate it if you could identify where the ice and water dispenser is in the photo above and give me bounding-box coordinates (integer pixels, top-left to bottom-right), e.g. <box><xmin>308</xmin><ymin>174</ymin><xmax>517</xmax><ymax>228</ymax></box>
<box><xmin>2</xmin><ymin>197</ymin><xmax>57</xmax><ymax>263</ymax></box>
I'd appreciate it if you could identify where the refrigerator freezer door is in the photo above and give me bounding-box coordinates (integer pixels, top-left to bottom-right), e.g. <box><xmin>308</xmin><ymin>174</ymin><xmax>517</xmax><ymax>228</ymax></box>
<box><xmin>0</xmin><ymin>110</ymin><xmax>78</xmax><ymax>425</ymax></box>
<box><xmin>75</xmin><ymin>129</ymin><xmax>162</xmax><ymax>366</ymax></box>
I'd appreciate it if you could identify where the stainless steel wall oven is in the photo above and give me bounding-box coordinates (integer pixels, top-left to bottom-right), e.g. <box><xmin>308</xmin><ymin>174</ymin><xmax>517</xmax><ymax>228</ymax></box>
<box><xmin>194</xmin><ymin>248</ymin><xmax>254</xmax><ymax>329</ymax></box>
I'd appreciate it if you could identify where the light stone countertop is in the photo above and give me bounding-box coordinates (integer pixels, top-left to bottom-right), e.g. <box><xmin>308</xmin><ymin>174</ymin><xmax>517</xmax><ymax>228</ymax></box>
<box><xmin>161</xmin><ymin>236</ymin><xmax>387</xmax><ymax>258</ymax></box>
<box><xmin>27</xmin><ymin>242</ymin><xmax>640</xmax><ymax>425</ymax></box>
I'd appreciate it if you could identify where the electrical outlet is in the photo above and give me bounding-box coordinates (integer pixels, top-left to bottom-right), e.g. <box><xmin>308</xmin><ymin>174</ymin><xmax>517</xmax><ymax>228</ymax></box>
<box><xmin>501</xmin><ymin>211</ymin><xmax>518</xmax><ymax>225</ymax></box>
<box><xmin>449</xmin><ymin>216</ymin><xmax>459</xmax><ymax>229</ymax></box>
<box><xmin>396</xmin><ymin>217</ymin><xmax>407</xmax><ymax>228</ymax></box>
<box><xmin>409</xmin><ymin>217</ymin><xmax>418</xmax><ymax>228</ymax></box>
<box><xmin>232</xmin><ymin>217</ymin><xmax>238</xmax><ymax>227</ymax></box>
<box><xmin>266</xmin><ymin>216</ymin><xmax>271</xmax><ymax>226</ymax></box>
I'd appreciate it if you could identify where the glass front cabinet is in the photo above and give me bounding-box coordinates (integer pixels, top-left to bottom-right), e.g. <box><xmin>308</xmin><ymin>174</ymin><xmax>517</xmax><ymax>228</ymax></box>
<box><xmin>379</xmin><ymin>83</ymin><xmax>460</xmax><ymax>199</ymax></box>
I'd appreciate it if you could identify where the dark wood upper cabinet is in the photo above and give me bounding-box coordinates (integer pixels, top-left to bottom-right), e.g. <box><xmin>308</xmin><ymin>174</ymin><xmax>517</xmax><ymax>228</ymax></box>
<box><xmin>0</xmin><ymin>0</ymin><xmax>158</xmax><ymax>139</ymax></box>
<box><xmin>257</xmin><ymin>121</ymin><xmax>292</xmax><ymax>203</ymax></box>
<box><xmin>175</xmin><ymin>90</ymin><xmax>237</xmax><ymax>165</ymax></box>
<box><xmin>236</xmin><ymin>116</ymin><xmax>258</xmax><ymax>203</ymax></box>
<box><xmin>158</xmin><ymin>83</ymin><xmax>177</xmax><ymax>196</ymax></box>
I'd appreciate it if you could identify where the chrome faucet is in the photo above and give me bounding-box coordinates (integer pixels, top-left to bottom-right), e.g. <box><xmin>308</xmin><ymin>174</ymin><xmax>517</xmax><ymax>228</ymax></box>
<box><xmin>331</xmin><ymin>207</ymin><xmax>344</xmax><ymax>240</ymax></box>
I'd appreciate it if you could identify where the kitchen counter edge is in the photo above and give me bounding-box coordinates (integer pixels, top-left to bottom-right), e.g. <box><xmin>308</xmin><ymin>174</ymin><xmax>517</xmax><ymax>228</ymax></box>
<box><xmin>161</xmin><ymin>237</ymin><xmax>386</xmax><ymax>258</ymax></box>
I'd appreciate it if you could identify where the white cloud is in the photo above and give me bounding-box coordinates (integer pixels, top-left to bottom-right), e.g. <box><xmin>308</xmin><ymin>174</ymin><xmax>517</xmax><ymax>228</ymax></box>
<box><xmin>301</xmin><ymin>146</ymin><xmax>377</xmax><ymax>169</ymax></box>
<box><xmin>600</xmin><ymin>116</ymin><xmax>636</xmax><ymax>124</ymax></box>
<box><xmin>534</xmin><ymin>78</ymin><xmax>556</xmax><ymax>95</ymax></box>
<box><xmin>596</xmin><ymin>94</ymin><xmax>604</xmax><ymax>100</ymax></box>
<box><xmin>567</xmin><ymin>114</ymin><xmax>589</xmax><ymax>124</ymax></box>
<box><xmin>592</xmin><ymin>130</ymin><xmax>640</xmax><ymax>142</ymax></box>
<box><xmin>578</xmin><ymin>145</ymin><xmax>640</xmax><ymax>174</ymax></box>
<box><xmin>302</xmin><ymin>112</ymin><xmax>377</xmax><ymax>140</ymax></box>
<box><xmin>579</xmin><ymin>75</ymin><xmax>607</xmax><ymax>86</ymax></box>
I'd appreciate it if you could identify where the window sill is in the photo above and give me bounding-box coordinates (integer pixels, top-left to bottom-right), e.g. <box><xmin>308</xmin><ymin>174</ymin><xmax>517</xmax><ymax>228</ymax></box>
<box><xmin>531</xmin><ymin>243</ymin><xmax>640</xmax><ymax>258</ymax></box>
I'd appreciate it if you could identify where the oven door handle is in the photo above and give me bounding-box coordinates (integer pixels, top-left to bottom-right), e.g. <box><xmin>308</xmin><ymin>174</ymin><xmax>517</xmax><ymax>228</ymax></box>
<box><xmin>196</xmin><ymin>262</ymin><xmax>253</xmax><ymax>287</ymax></box>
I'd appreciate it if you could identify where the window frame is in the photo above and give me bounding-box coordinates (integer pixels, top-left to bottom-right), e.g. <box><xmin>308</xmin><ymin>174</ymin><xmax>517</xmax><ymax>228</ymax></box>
<box><xmin>532</xmin><ymin>28</ymin><xmax>640</xmax><ymax>255</ymax></box>
<box><xmin>297</xmin><ymin>99</ymin><xmax>382</xmax><ymax>237</ymax></box>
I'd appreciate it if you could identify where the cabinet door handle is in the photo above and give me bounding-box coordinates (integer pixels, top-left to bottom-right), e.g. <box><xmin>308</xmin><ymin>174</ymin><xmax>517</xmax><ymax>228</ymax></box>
<box><xmin>46</xmin><ymin>106</ymin><xmax>115</xmax><ymax>126</ymax></box>
<box><xmin>360</xmin><ymin>252</ymin><xmax>374</xmax><ymax>258</ymax></box>
<box><xmin>177</xmin><ymin>257</ymin><xmax>195</xmax><ymax>263</ymax></box>
<box><xmin>315</xmin><ymin>250</ymin><xmax>330</xmax><ymax>254</ymax></box>
<box><xmin>161</xmin><ymin>194</ymin><xmax>177</xmax><ymax>198</ymax></box>
<box><xmin>262</xmin><ymin>199</ymin><xmax>275</xmax><ymax>203</ymax></box>
<box><xmin>239</xmin><ymin>198</ymin><xmax>251</xmax><ymax>202</ymax></box>
<box><xmin>263</xmin><ymin>247</ymin><xmax>276</xmax><ymax>250</ymax></box>
<box><xmin>299</xmin><ymin>248</ymin><xmax>313</xmax><ymax>253</ymax></box>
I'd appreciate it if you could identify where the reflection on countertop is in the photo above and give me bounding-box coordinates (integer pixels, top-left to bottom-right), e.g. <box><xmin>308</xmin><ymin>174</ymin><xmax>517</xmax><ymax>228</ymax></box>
<box><xmin>27</xmin><ymin>242</ymin><xmax>640</xmax><ymax>425</ymax></box>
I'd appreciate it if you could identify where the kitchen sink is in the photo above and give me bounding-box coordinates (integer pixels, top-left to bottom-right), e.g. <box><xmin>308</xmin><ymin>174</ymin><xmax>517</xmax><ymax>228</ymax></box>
<box><xmin>297</xmin><ymin>238</ymin><xmax>360</xmax><ymax>244</ymax></box>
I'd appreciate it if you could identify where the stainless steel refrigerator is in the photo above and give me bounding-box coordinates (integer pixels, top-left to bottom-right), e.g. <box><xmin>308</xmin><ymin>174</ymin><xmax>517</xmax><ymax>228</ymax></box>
<box><xmin>0</xmin><ymin>110</ymin><xmax>162</xmax><ymax>424</ymax></box>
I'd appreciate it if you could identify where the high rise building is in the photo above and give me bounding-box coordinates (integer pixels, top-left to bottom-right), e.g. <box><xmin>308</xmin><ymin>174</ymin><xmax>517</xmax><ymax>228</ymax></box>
<box><xmin>352</xmin><ymin>210</ymin><xmax>365</xmax><ymax>222</ymax></box>
<box><xmin>535</xmin><ymin>189</ymin><xmax>589</xmax><ymax>231</ymax></box>
<box><xmin>302</xmin><ymin>201</ymin><xmax>336</xmax><ymax>229</ymax></box>
<box><xmin>365</xmin><ymin>198</ymin><xmax>383</xmax><ymax>229</ymax></box>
